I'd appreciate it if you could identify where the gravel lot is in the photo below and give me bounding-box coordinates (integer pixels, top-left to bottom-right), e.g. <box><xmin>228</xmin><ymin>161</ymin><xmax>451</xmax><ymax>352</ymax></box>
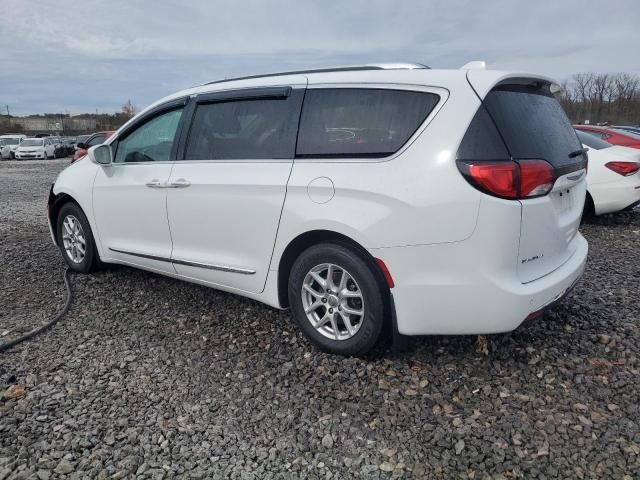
<box><xmin>0</xmin><ymin>159</ymin><xmax>639</xmax><ymax>479</ymax></box>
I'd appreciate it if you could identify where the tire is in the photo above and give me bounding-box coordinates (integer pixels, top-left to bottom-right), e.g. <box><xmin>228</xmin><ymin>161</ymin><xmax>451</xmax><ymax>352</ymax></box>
<box><xmin>582</xmin><ymin>192</ymin><xmax>596</xmax><ymax>221</ymax></box>
<box><xmin>56</xmin><ymin>202</ymin><xmax>102</xmax><ymax>273</ymax></box>
<box><xmin>288</xmin><ymin>242</ymin><xmax>386</xmax><ymax>356</ymax></box>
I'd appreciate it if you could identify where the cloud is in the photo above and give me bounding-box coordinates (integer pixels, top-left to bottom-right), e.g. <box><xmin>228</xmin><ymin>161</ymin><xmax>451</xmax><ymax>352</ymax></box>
<box><xmin>0</xmin><ymin>0</ymin><xmax>638</xmax><ymax>114</ymax></box>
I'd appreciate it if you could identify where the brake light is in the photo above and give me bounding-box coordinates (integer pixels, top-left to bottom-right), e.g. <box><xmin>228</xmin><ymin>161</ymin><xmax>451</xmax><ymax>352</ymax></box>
<box><xmin>605</xmin><ymin>161</ymin><xmax>640</xmax><ymax>176</ymax></box>
<box><xmin>457</xmin><ymin>160</ymin><xmax>556</xmax><ymax>199</ymax></box>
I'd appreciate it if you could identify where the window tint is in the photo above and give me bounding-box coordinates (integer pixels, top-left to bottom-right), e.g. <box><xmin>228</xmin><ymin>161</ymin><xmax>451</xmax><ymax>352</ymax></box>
<box><xmin>296</xmin><ymin>89</ymin><xmax>440</xmax><ymax>157</ymax></box>
<box><xmin>184</xmin><ymin>93</ymin><xmax>302</xmax><ymax>160</ymax></box>
<box><xmin>483</xmin><ymin>85</ymin><xmax>584</xmax><ymax>168</ymax></box>
<box><xmin>114</xmin><ymin>108</ymin><xmax>183</xmax><ymax>163</ymax></box>
<box><xmin>457</xmin><ymin>105</ymin><xmax>509</xmax><ymax>160</ymax></box>
<box><xmin>575</xmin><ymin>130</ymin><xmax>611</xmax><ymax>150</ymax></box>
<box><xmin>87</xmin><ymin>134</ymin><xmax>105</xmax><ymax>147</ymax></box>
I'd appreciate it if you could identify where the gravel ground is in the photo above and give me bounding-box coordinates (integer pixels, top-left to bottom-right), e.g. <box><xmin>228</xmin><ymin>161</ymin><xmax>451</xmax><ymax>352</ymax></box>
<box><xmin>0</xmin><ymin>159</ymin><xmax>639</xmax><ymax>479</ymax></box>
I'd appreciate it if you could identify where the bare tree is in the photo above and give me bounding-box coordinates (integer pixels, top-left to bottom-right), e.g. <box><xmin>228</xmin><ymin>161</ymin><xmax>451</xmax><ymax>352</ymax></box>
<box><xmin>121</xmin><ymin>99</ymin><xmax>136</xmax><ymax>120</ymax></box>
<box><xmin>558</xmin><ymin>72</ymin><xmax>640</xmax><ymax>125</ymax></box>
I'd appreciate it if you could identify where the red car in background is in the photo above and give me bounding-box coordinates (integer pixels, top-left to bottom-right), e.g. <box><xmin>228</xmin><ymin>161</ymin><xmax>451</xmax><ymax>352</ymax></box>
<box><xmin>574</xmin><ymin>125</ymin><xmax>640</xmax><ymax>149</ymax></box>
<box><xmin>72</xmin><ymin>131</ymin><xmax>115</xmax><ymax>162</ymax></box>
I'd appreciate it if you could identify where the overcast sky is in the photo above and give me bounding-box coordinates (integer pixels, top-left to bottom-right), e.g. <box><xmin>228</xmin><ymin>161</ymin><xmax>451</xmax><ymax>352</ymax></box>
<box><xmin>1</xmin><ymin>0</ymin><xmax>638</xmax><ymax>115</ymax></box>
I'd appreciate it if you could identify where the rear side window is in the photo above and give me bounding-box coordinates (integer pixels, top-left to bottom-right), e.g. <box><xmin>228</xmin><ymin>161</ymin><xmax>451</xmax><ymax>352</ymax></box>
<box><xmin>457</xmin><ymin>105</ymin><xmax>509</xmax><ymax>160</ymax></box>
<box><xmin>184</xmin><ymin>93</ymin><xmax>302</xmax><ymax>160</ymax></box>
<box><xmin>296</xmin><ymin>89</ymin><xmax>440</xmax><ymax>158</ymax></box>
<box><xmin>482</xmin><ymin>84</ymin><xmax>584</xmax><ymax>168</ymax></box>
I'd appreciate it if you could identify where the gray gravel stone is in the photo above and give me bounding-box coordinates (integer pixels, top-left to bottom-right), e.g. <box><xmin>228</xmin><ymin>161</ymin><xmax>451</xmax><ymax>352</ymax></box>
<box><xmin>1</xmin><ymin>159</ymin><xmax>639</xmax><ymax>479</ymax></box>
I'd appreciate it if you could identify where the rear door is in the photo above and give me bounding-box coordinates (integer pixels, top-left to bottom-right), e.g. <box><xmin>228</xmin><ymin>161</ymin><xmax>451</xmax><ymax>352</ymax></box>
<box><xmin>167</xmin><ymin>80</ymin><xmax>306</xmax><ymax>293</ymax></box>
<box><xmin>471</xmin><ymin>79</ymin><xmax>587</xmax><ymax>283</ymax></box>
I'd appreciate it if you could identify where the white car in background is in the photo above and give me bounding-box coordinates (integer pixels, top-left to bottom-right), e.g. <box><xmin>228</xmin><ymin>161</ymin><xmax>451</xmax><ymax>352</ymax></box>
<box><xmin>15</xmin><ymin>137</ymin><xmax>56</xmax><ymax>160</ymax></box>
<box><xmin>576</xmin><ymin>130</ymin><xmax>640</xmax><ymax>215</ymax></box>
<box><xmin>47</xmin><ymin>63</ymin><xmax>588</xmax><ymax>355</ymax></box>
<box><xmin>0</xmin><ymin>134</ymin><xmax>26</xmax><ymax>159</ymax></box>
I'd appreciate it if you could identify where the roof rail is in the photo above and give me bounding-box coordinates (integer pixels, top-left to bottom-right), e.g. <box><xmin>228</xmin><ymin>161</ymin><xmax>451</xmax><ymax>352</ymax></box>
<box><xmin>203</xmin><ymin>62</ymin><xmax>430</xmax><ymax>86</ymax></box>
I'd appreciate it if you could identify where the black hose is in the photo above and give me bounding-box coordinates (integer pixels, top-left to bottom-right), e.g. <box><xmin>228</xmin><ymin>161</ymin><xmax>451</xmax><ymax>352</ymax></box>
<box><xmin>0</xmin><ymin>267</ymin><xmax>73</xmax><ymax>353</ymax></box>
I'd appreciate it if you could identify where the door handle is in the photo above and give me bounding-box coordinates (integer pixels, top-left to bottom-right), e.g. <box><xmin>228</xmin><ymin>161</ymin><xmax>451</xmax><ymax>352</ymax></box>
<box><xmin>146</xmin><ymin>179</ymin><xmax>164</xmax><ymax>188</ymax></box>
<box><xmin>167</xmin><ymin>178</ymin><xmax>191</xmax><ymax>188</ymax></box>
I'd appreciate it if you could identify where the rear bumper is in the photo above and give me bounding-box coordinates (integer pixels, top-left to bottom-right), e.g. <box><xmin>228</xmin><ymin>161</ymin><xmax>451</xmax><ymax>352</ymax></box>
<box><xmin>371</xmin><ymin>233</ymin><xmax>588</xmax><ymax>336</ymax></box>
<box><xmin>590</xmin><ymin>178</ymin><xmax>640</xmax><ymax>215</ymax></box>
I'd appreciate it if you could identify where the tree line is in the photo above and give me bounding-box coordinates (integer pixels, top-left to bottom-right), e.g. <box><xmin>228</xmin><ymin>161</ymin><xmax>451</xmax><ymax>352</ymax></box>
<box><xmin>557</xmin><ymin>72</ymin><xmax>640</xmax><ymax>125</ymax></box>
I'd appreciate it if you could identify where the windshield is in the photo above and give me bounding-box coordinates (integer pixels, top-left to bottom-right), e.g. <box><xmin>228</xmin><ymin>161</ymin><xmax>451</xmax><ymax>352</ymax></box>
<box><xmin>21</xmin><ymin>139</ymin><xmax>44</xmax><ymax>147</ymax></box>
<box><xmin>2</xmin><ymin>138</ymin><xmax>20</xmax><ymax>145</ymax></box>
<box><xmin>575</xmin><ymin>130</ymin><xmax>611</xmax><ymax>150</ymax></box>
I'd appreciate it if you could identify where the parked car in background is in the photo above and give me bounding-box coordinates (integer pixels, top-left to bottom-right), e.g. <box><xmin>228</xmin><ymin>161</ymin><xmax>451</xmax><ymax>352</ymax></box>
<box><xmin>72</xmin><ymin>131</ymin><xmax>115</xmax><ymax>162</ymax></box>
<box><xmin>62</xmin><ymin>137</ymin><xmax>77</xmax><ymax>156</ymax></box>
<box><xmin>48</xmin><ymin>63</ymin><xmax>588</xmax><ymax>355</ymax></box>
<box><xmin>613</xmin><ymin>125</ymin><xmax>640</xmax><ymax>136</ymax></box>
<box><xmin>15</xmin><ymin>137</ymin><xmax>56</xmax><ymax>160</ymax></box>
<box><xmin>574</xmin><ymin>125</ymin><xmax>640</xmax><ymax>149</ymax></box>
<box><xmin>50</xmin><ymin>137</ymin><xmax>68</xmax><ymax>158</ymax></box>
<box><xmin>0</xmin><ymin>134</ymin><xmax>27</xmax><ymax>159</ymax></box>
<box><xmin>576</xmin><ymin>129</ymin><xmax>640</xmax><ymax>216</ymax></box>
<box><xmin>74</xmin><ymin>134</ymin><xmax>90</xmax><ymax>147</ymax></box>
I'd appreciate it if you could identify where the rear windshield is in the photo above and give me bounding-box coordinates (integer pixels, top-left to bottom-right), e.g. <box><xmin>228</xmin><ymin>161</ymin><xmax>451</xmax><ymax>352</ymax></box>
<box><xmin>483</xmin><ymin>84</ymin><xmax>584</xmax><ymax>168</ymax></box>
<box><xmin>296</xmin><ymin>88</ymin><xmax>439</xmax><ymax>158</ymax></box>
<box><xmin>575</xmin><ymin>129</ymin><xmax>611</xmax><ymax>150</ymax></box>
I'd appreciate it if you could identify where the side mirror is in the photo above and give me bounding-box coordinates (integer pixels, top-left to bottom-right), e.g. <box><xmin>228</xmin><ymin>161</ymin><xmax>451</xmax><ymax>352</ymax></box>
<box><xmin>76</xmin><ymin>142</ymin><xmax>87</xmax><ymax>150</ymax></box>
<box><xmin>89</xmin><ymin>144</ymin><xmax>113</xmax><ymax>165</ymax></box>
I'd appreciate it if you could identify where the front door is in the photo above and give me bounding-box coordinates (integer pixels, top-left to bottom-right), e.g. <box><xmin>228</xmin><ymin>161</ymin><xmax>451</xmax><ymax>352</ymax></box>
<box><xmin>92</xmin><ymin>106</ymin><xmax>184</xmax><ymax>274</ymax></box>
<box><xmin>166</xmin><ymin>84</ymin><xmax>305</xmax><ymax>293</ymax></box>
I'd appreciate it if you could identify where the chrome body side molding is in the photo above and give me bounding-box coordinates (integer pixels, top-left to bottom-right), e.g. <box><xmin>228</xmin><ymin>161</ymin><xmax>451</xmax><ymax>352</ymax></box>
<box><xmin>108</xmin><ymin>248</ymin><xmax>256</xmax><ymax>275</ymax></box>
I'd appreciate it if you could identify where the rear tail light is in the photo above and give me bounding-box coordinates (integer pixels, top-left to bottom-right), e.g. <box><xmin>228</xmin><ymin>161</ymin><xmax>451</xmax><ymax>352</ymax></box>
<box><xmin>605</xmin><ymin>161</ymin><xmax>640</xmax><ymax>176</ymax></box>
<box><xmin>457</xmin><ymin>159</ymin><xmax>556</xmax><ymax>200</ymax></box>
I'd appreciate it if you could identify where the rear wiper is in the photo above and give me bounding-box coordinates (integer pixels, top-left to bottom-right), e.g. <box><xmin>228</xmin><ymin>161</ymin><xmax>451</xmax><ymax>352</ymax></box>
<box><xmin>568</xmin><ymin>147</ymin><xmax>589</xmax><ymax>158</ymax></box>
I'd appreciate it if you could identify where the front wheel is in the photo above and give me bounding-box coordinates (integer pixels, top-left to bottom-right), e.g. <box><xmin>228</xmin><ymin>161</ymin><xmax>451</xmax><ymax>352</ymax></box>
<box><xmin>288</xmin><ymin>243</ymin><xmax>386</xmax><ymax>356</ymax></box>
<box><xmin>56</xmin><ymin>202</ymin><xmax>102</xmax><ymax>273</ymax></box>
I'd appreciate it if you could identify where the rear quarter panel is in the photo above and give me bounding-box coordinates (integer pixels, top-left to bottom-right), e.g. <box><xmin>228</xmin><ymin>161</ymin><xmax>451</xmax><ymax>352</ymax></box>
<box><xmin>272</xmin><ymin>78</ymin><xmax>484</xmax><ymax>268</ymax></box>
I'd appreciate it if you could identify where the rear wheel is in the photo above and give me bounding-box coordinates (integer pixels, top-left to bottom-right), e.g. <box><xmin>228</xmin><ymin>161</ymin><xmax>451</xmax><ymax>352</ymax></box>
<box><xmin>288</xmin><ymin>243</ymin><xmax>386</xmax><ymax>356</ymax></box>
<box><xmin>56</xmin><ymin>202</ymin><xmax>102</xmax><ymax>273</ymax></box>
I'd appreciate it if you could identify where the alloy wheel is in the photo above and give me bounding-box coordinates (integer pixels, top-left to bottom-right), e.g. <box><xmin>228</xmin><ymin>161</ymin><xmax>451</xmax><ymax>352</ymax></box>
<box><xmin>62</xmin><ymin>215</ymin><xmax>86</xmax><ymax>264</ymax></box>
<box><xmin>301</xmin><ymin>263</ymin><xmax>365</xmax><ymax>341</ymax></box>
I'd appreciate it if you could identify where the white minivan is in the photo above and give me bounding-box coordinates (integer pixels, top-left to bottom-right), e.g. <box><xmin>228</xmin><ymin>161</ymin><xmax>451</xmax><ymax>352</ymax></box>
<box><xmin>48</xmin><ymin>63</ymin><xmax>588</xmax><ymax>355</ymax></box>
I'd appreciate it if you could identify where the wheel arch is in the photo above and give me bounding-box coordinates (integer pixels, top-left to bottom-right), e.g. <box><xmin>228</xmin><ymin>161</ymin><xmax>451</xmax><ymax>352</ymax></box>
<box><xmin>276</xmin><ymin>229</ymin><xmax>390</xmax><ymax>309</ymax></box>
<box><xmin>583</xmin><ymin>190</ymin><xmax>596</xmax><ymax>218</ymax></box>
<box><xmin>48</xmin><ymin>191</ymin><xmax>88</xmax><ymax>246</ymax></box>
